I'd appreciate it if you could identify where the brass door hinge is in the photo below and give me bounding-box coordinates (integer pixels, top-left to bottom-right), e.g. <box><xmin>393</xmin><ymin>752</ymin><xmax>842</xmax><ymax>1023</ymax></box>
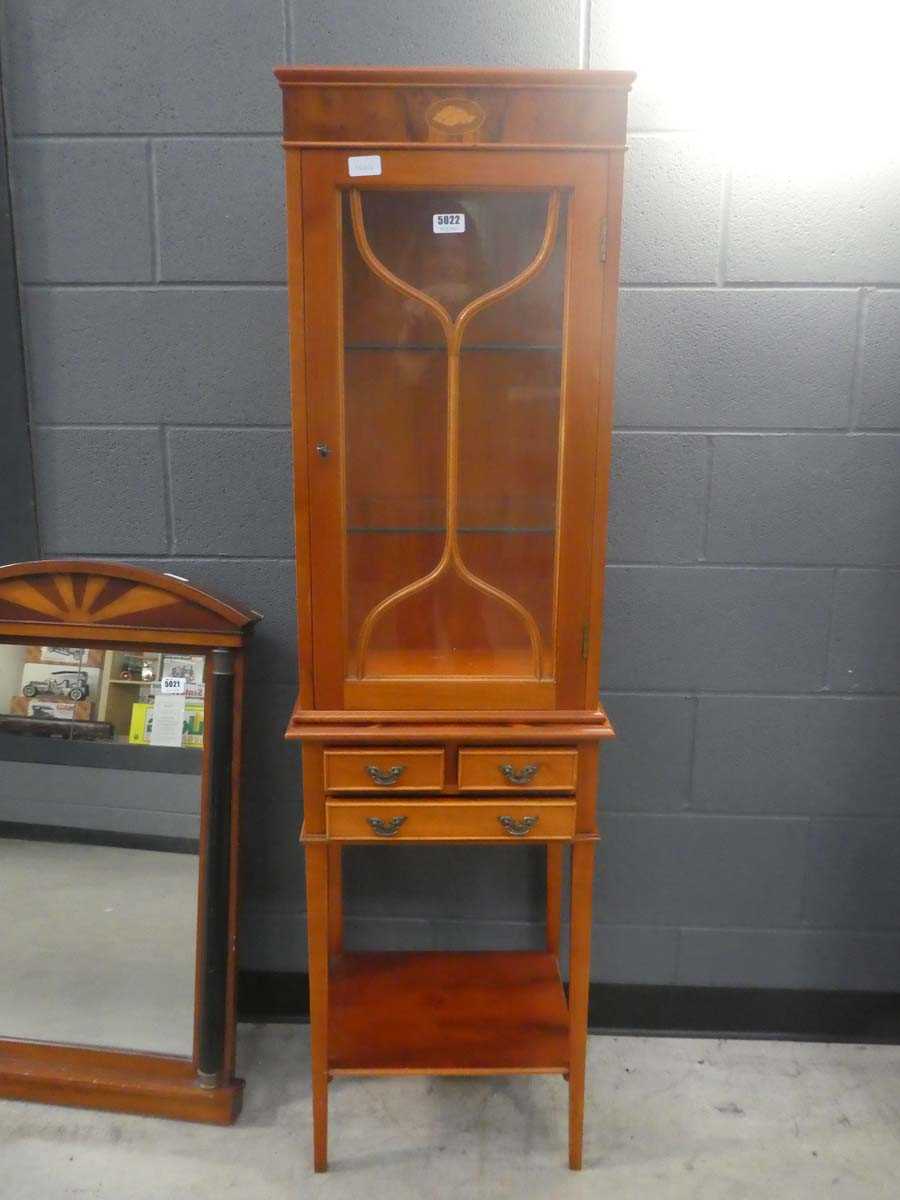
<box><xmin>581</xmin><ymin>623</ymin><xmax>590</xmax><ymax>660</ymax></box>
<box><xmin>598</xmin><ymin>217</ymin><xmax>608</xmax><ymax>263</ymax></box>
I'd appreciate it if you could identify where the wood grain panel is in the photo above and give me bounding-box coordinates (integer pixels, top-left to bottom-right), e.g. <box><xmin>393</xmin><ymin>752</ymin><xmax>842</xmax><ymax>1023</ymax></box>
<box><xmin>0</xmin><ymin>1040</ymin><xmax>242</xmax><ymax>1124</ymax></box>
<box><xmin>324</xmin><ymin>747</ymin><xmax>444</xmax><ymax>793</ymax></box>
<box><xmin>276</xmin><ymin>67</ymin><xmax>633</xmax><ymax>149</ymax></box>
<box><xmin>0</xmin><ymin>562</ymin><xmax>258</xmax><ymax>634</ymax></box>
<box><xmin>328</xmin><ymin>951</ymin><xmax>570</xmax><ymax>1074</ymax></box>
<box><xmin>326</xmin><ymin>799</ymin><xmax>575</xmax><ymax>841</ymax></box>
<box><xmin>457</xmin><ymin>747</ymin><xmax>577</xmax><ymax>793</ymax></box>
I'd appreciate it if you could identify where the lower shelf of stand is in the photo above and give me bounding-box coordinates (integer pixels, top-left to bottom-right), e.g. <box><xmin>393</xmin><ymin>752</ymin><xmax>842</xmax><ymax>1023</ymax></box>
<box><xmin>328</xmin><ymin>950</ymin><xmax>569</xmax><ymax>1076</ymax></box>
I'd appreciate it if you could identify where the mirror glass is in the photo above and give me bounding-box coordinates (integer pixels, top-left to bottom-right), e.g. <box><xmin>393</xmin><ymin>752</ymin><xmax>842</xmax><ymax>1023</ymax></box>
<box><xmin>0</xmin><ymin>640</ymin><xmax>204</xmax><ymax>1056</ymax></box>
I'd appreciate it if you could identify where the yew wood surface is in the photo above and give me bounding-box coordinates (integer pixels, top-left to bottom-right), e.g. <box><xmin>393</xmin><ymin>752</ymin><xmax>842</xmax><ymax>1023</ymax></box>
<box><xmin>276</xmin><ymin>66</ymin><xmax>634</xmax><ymax>150</ymax></box>
<box><xmin>324</xmin><ymin>746</ymin><xmax>445</xmax><ymax>792</ymax></box>
<box><xmin>328</xmin><ymin>952</ymin><xmax>570</xmax><ymax>1074</ymax></box>
<box><xmin>457</xmin><ymin>746</ymin><xmax>578</xmax><ymax>793</ymax></box>
<box><xmin>325</xmin><ymin>799</ymin><xmax>576</xmax><ymax>842</ymax></box>
<box><xmin>0</xmin><ymin>1040</ymin><xmax>242</xmax><ymax>1125</ymax></box>
<box><xmin>0</xmin><ymin>560</ymin><xmax>259</xmax><ymax>635</ymax></box>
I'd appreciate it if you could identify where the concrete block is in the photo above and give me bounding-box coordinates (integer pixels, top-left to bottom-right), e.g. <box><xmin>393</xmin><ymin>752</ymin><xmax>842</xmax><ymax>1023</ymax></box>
<box><xmin>601</xmin><ymin>565</ymin><xmax>832</xmax><ymax>691</ymax></box>
<box><xmin>621</xmin><ymin>135</ymin><xmax>723</xmax><ymax>283</ymax></box>
<box><xmin>706</xmin><ymin>434</ymin><xmax>900</xmax><ymax>565</ymax></box>
<box><xmin>693</xmin><ymin>696</ymin><xmax>900</xmax><ymax>816</ymax></box>
<box><xmin>137</xmin><ymin>557</ymin><xmax>296</xmax><ymax>685</ymax></box>
<box><xmin>24</xmin><ymin>287</ymin><xmax>289</xmax><ymax>425</ymax></box>
<box><xmin>155</xmin><ymin>138</ymin><xmax>285</xmax><ymax>282</ymax></box>
<box><xmin>607</xmin><ymin>433</ymin><xmax>708</xmax><ymax>562</ymax></box>
<box><xmin>343</xmin><ymin>917</ymin><xmax>439</xmax><ymax>953</ymax></box>
<box><xmin>356</xmin><ymin>918</ymin><xmax>545</xmax><ymax>954</ymax></box>
<box><xmin>239</xmin><ymin>906</ymin><xmax>307</xmax><ymax>971</ymax></box>
<box><xmin>241</xmin><ymin>801</ymin><xmax>304</xmax><ymax>911</ymax></box>
<box><xmin>616</xmin><ymin>289</ymin><xmax>856</xmax><ymax>429</ymax></box>
<box><xmin>343</xmin><ymin>844</ymin><xmax>544</xmax><ymax>923</ymax></box>
<box><xmin>598</xmin><ymin>813</ymin><xmax>807</xmax><ymax>927</ymax></box>
<box><xmin>33</xmin><ymin>427</ymin><xmax>167</xmax><ymax>555</ymax></box>
<box><xmin>585</xmin><ymin>923</ymin><xmax>680</xmax><ymax>985</ymax></box>
<box><xmin>241</xmin><ymin>681</ymin><xmax>301</xmax><ymax>796</ymax></box>
<box><xmin>3</xmin><ymin>0</ymin><xmax>283</xmax><ymax>134</ymax></box>
<box><xmin>600</xmin><ymin>693</ymin><xmax>695</xmax><ymax>812</ymax></box>
<box><xmin>167</xmin><ymin>428</ymin><xmax>293</xmax><ymax>556</ymax></box>
<box><xmin>806</xmin><ymin>819</ymin><xmax>900</xmax><ymax>931</ymax></box>
<box><xmin>727</xmin><ymin>158</ymin><xmax>900</xmax><ymax>283</ymax></box>
<box><xmin>859</xmin><ymin>290</ymin><xmax>900</xmax><ymax>429</ymax></box>
<box><xmin>12</xmin><ymin>140</ymin><xmax>152</xmax><ymax>283</ymax></box>
<box><xmin>828</xmin><ymin>570</ymin><xmax>900</xmax><ymax>692</ymax></box>
<box><xmin>677</xmin><ymin>929</ymin><xmax>900</xmax><ymax>991</ymax></box>
<box><xmin>289</xmin><ymin>0</ymin><xmax>581</xmax><ymax>66</ymax></box>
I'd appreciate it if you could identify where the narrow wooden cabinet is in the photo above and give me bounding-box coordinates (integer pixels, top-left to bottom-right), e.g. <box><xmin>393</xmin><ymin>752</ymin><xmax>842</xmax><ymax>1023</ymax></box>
<box><xmin>276</xmin><ymin>65</ymin><xmax>634</xmax><ymax>1171</ymax></box>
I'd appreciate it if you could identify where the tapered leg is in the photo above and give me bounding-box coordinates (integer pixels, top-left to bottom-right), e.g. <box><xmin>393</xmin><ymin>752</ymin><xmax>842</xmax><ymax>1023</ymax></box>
<box><xmin>546</xmin><ymin>843</ymin><xmax>564</xmax><ymax>955</ymax></box>
<box><xmin>328</xmin><ymin>843</ymin><xmax>343</xmax><ymax>955</ymax></box>
<box><xmin>305</xmin><ymin>841</ymin><xmax>329</xmax><ymax>1172</ymax></box>
<box><xmin>567</xmin><ymin>839</ymin><xmax>595</xmax><ymax>1170</ymax></box>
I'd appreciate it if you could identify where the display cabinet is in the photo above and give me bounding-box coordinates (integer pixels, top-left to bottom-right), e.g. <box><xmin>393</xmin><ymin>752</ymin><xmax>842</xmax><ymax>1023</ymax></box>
<box><xmin>276</xmin><ymin>65</ymin><xmax>634</xmax><ymax>1170</ymax></box>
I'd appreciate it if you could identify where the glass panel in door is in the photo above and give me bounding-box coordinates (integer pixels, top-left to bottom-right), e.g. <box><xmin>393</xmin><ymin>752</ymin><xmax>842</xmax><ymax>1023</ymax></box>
<box><xmin>342</xmin><ymin>188</ymin><xmax>568</xmax><ymax>681</ymax></box>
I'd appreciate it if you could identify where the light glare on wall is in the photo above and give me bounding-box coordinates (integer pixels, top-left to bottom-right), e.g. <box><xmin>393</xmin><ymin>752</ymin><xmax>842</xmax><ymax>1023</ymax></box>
<box><xmin>605</xmin><ymin>0</ymin><xmax>899</xmax><ymax>172</ymax></box>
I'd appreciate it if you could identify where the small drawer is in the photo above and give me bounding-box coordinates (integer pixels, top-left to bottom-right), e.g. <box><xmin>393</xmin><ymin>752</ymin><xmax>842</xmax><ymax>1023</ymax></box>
<box><xmin>457</xmin><ymin>748</ymin><xmax>578</xmax><ymax>793</ymax></box>
<box><xmin>324</xmin><ymin>748</ymin><xmax>444</xmax><ymax>793</ymax></box>
<box><xmin>326</xmin><ymin>800</ymin><xmax>575</xmax><ymax>842</ymax></box>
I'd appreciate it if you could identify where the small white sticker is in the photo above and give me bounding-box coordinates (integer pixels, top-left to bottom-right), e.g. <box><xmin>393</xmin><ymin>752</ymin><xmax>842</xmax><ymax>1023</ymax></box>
<box><xmin>160</xmin><ymin>675</ymin><xmax>186</xmax><ymax>695</ymax></box>
<box><xmin>433</xmin><ymin>213</ymin><xmax>466</xmax><ymax>234</ymax></box>
<box><xmin>348</xmin><ymin>154</ymin><xmax>382</xmax><ymax>177</ymax></box>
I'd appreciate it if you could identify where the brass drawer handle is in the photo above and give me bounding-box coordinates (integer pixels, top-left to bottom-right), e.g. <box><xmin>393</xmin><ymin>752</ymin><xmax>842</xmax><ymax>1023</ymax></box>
<box><xmin>366</xmin><ymin>764</ymin><xmax>406</xmax><ymax>787</ymax></box>
<box><xmin>367</xmin><ymin>815</ymin><xmax>407</xmax><ymax>837</ymax></box>
<box><xmin>499</xmin><ymin>762</ymin><xmax>539</xmax><ymax>786</ymax></box>
<box><xmin>499</xmin><ymin>815</ymin><xmax>539</xmax><ymax>837</ymax></box>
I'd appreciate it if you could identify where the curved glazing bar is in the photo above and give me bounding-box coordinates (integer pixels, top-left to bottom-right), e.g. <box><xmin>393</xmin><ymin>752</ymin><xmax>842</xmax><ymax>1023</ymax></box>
<box><xmin>348</xmin><ymin>188</ymin><xmax>561</xmax><ymax>679</ymax></box>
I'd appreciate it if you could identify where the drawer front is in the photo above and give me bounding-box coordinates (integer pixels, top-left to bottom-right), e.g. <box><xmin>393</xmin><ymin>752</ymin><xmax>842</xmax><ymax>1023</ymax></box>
<box><xmin>326</xmin><ymin>801</ymin><xmax>575</xmax><ymax>842</ymax></box>
<box><xmin>457</xmin><ymin>748</ymin><xmax>578</xmax><ymax>793</ymax></box>
<box><xmin>324</xmin><ymin>748</ymin><xmax>444</xmax><ymax>793</ymax></box>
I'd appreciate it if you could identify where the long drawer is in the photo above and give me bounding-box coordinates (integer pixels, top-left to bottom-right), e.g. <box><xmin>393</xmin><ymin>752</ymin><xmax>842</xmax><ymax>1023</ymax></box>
<box><xmin>457</xmin><ymin>747</ymin><xmax>577</xmax><ymax>793</ymax></box>
<box><xmin>324</xmin><ymin>748</ymin><xmax>444</xmax><ymax>793</ymax></box>
<box><xmin>326</xmin><ymin>800</ymin><xmax>576</xmax><ymax>842</ymax></box>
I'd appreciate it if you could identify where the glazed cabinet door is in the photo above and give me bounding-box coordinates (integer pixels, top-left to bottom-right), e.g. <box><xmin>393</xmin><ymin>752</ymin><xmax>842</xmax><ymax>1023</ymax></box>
<box><xmin>298</xmin><ymin>150</ymin><xmax>610</xmax><ymax>711</ymax></box>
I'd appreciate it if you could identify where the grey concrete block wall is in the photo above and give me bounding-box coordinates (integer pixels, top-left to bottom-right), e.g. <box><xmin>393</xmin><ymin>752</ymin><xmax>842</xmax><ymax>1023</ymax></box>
<box><xmin>3</xmin><ymin>1</ymin><xmax>900</xmax><ymax>993</ymax></box>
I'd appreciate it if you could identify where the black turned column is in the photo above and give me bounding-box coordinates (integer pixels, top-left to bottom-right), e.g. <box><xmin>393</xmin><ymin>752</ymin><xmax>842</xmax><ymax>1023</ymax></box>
<box><xmin>197</xmin><ymin>647</ymin><xmax>235</xmax><ymax>1087</ymax></box>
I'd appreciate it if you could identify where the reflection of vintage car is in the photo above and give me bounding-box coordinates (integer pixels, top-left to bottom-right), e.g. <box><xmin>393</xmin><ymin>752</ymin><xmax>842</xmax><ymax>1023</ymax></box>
<box><xmin>120</xmin><ymin>654</ymin><xmax>156</xmax><ymax>681</ymax></box>
<box><xmin>22</xmin><ymin>669</ymin><xmax>90</xmax><ymax>701</ymax></box>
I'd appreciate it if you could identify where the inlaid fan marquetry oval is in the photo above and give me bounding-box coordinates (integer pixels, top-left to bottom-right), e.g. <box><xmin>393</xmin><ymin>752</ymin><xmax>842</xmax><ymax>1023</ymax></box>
<box><xmin>425</xmin><ymin>97</ymin><xmax>486</xmax><ymax>142</ymax></box>
<box><xmin>0</xmin><ymin>561</ymin><xmax>259</xmax><ymax>635</ymax></box>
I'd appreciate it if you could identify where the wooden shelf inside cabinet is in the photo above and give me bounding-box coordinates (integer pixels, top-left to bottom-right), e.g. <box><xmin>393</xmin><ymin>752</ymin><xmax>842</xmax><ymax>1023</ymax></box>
<box><xmin>277</xmin><ymin>63</ymin><xmax>634</xmax><ymax>1173</ymax></box>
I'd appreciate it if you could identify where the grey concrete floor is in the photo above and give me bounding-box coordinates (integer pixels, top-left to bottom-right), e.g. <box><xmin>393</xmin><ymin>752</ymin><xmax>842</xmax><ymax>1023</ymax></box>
<box><xmin>4</xmin><ymin>1028</ymin><xmax>900</xmax><ymax>1198</ymax></box>
<box><xmin>0</xmin><ymin>839</ymin><xmax>197</xmax><ymax>1055</ymax></box>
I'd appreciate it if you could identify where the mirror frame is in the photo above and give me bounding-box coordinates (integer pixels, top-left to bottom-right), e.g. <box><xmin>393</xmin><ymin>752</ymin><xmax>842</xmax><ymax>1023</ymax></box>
<box><xmin>0</xmin><ymin>559</ymin><xmax>259</xmax><ymax>1124</ymax></box>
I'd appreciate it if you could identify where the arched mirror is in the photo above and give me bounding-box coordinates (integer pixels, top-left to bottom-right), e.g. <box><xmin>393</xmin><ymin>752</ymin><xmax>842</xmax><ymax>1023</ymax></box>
<box><xmin>0</xmin><ymin>561</ymin><xmax>259</xmax><ymax>1123</ymax></box>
